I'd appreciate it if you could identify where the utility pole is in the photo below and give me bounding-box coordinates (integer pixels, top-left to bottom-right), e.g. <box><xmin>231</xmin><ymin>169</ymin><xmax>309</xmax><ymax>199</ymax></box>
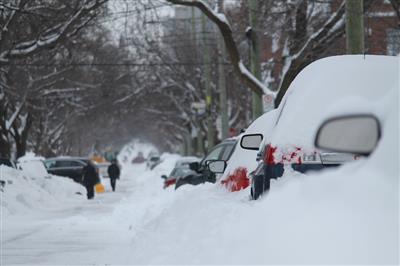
<box><xmin>218</xmin><ymin>0</ymin><xmax>228</xmax><ymax>140</ymax></box>
<box><xmin>191</xmin><ymin>6</ymin><xmax>202</xmax><ymax>156</ymax></box>
<box><xmin>202</xmin><ymin>12</ymin><xmax>214</xmax><ymax>151</ymax></box>
<box><xmin>248</xmin><ymin>0</ymin><xmax>263</xmax><ymax>120</ymax></box>
<box><xmin>346</xmin><ymin>0</ymin><xmax>364</xmax><ymax>54</ymax></box>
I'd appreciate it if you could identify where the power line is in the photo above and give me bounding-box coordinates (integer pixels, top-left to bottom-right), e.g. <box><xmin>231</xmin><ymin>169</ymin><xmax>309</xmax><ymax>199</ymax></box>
<box><xmin>1</xmin><ymin>62</ymin><xmax>232</xmax><ymax>67</ymax></box>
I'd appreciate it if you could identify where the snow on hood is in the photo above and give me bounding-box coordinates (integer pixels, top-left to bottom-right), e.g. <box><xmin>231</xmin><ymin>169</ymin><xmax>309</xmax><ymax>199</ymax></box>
<box><xmin>270</xmin><ymin>55</ymin><xmax>398</xmax><ymax>150</ymax></box>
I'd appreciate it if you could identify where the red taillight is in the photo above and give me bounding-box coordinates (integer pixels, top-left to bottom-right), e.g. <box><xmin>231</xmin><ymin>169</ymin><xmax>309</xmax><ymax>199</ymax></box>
<box><xmin>263</xmin><ymin>144</ymin><xmax>277</xmax><ymax>165</ymax></box>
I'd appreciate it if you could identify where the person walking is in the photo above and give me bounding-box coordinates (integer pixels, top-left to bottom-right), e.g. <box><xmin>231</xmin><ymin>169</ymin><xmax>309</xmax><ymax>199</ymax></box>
<box><xmin>82</xmin><ymin>161</ymin><xmax>99</xmax><ymax>199</ymax></box>
<box><xmin>107</xmin><ymin>159</ymin><xmax>120</xmax><ymax>192</ymax></box>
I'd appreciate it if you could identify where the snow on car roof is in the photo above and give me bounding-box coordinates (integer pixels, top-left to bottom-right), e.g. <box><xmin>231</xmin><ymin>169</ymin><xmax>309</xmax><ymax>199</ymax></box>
<box><xmin>269</xmin><ymin>55</ymin><xmax>398</xmax><ymax>150</ymax></box>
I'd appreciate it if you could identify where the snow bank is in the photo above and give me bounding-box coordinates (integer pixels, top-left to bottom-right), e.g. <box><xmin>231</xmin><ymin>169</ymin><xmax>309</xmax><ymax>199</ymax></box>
<box><xmin>1</xmin><ymin>156</ymin><xmax>85</xmax><ymax>217</ymax></box>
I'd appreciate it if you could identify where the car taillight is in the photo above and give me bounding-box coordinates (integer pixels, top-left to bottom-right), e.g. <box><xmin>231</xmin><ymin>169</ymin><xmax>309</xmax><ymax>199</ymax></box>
<box><xmin>263</xmin><ymin>144</ymin><xmax>277</xmax><ymax>165</ymax></box>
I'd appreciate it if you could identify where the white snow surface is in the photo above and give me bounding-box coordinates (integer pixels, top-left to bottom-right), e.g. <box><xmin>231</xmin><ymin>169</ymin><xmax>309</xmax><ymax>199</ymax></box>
<box><xmin>270</xmin><ymin>55</ymin><xmax>398</xmax><ymax>150</ymax></box>
<box><xmin>2</xmin><ymin>125</ymin><xmax>398</xmax><ymax>265</ymax></box>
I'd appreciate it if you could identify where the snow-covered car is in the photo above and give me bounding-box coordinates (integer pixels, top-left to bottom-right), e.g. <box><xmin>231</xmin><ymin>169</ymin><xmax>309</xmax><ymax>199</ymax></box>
<box><xmin>236</xmin><ymin>55</ymin><xmax>398</xmax><ymax>199</ymax></box>
<box><xmin>175</xmin><ymin>138</ymin><xmax>237</xmax><ymax>189</ymax></box>
<box><xmin>161</xmin><ymin>156</ymin><xmax>199</xmax><ymax>188</ymax></box>
<box><xmin>17</xmin><ymin>155</ymin><xmax>52</xmax><ymax>179</ymax></box>
<box><xmin>44</xmin><ymin>157</ymin><xmax>95</xmax><ymax>183</ymax></box>
<box><xmin>147</xmin><ymin>155</ymin><xmax>161</xmax><ymax>170</ymax></box>
<box><xmin>131</xmin><ymin>152</ymin><xmax>146</xmax><ymax>164</ymax></box>
<box><xmin>213</xmin><ymin>111</ymin><xmax>277</xmax><ymax>192</ymax></box>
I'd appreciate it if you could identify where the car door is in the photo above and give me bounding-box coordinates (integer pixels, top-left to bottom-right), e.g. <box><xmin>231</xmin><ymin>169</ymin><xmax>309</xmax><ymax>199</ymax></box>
<box><xmin>68</xmin><ymin>160</ymin><xmax>86</xmax><ymax>182</ymax></box>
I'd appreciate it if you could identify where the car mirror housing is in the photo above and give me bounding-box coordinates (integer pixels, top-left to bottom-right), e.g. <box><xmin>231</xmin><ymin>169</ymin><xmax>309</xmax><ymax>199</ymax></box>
<box><xmin>207</xmin><ymin>160</ymin><xmax>227</xmax><ymax>174</ymax></box>
<box><xmin>189</xmin><ymin>162</ymin><xmax>200</xmax><ymax>172</ymax></box>
<box><xmin>315</xmin><ymin>114</ymin><xmax>381</xmax><ymax>156</ymax></box>
<box><xmin>240</xmin><ymin>134</ymin><xmax>263</xmax><ymax>150</ymax></box>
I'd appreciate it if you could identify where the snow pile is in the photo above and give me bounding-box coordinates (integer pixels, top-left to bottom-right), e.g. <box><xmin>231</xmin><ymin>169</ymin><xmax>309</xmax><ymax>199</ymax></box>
<box><xmin>1</xmin><ymin>156</ymin><xmax>85</xmax><ymax>217</ymax></box>
<box><xmin>17</xmin><ymin>152</ymin><xmax>49</xmax><ymax>179</ymax></box>
<box><xmin>111</xmin><ymin>153</ymin><xmax>182</xmax><ymax>231</ymax></box>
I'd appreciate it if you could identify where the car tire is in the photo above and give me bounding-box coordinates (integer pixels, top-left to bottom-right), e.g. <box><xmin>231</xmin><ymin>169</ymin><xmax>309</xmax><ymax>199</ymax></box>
<box><xmin>251</xmin><ymin>174</ymin><xmax>270</xmax><ymax>200</ymax></box>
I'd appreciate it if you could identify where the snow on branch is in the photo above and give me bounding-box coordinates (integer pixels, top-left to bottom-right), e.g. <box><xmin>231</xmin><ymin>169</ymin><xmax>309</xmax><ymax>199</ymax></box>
<box><xmin>0</xmin><ymin>0</ymin><xmax>107</xmax><ymax>62</ymax></box>
<box><xmin>166</xmin><ymin>0</ymin><xmax>273</xmax><ymax>95</ymax></box>
<box><xmin>275</xmin><ymin>1</ymin><xmax>346</xmax><ymax>105</ymax></box>
<box><xmin>5</xmin><ymin>99</ymin><xmax>25</xmax><ymax>131</ymax></box>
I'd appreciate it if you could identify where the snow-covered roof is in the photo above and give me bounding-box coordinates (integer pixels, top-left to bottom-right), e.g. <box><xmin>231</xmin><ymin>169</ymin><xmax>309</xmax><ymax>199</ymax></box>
<box><xmin>270</xmin><ymin>55</ymin><xmax>399</xmax><ymax>150</ymax></box>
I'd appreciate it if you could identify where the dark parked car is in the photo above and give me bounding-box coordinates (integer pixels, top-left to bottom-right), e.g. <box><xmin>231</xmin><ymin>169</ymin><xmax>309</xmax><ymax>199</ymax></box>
<box><xmin>147</xmin><ymin>155</ymin><xmax>161</xmax><ymax>170</ymax></box>
<box><xmin>44</xmin><ymin>157</ymin><xmax>94</xmax><ymax>183</ymax></box>
<box><xmin>161</xmin><ymin>157</ymin><xmax>199</xmax><ymax>188</ymax></box>
<box><xmin>0</xmin><ymin>158</ymin><xmax>17</xmax><ymax>169</ymax></box>
<box><xmin>175</xmin><ymin>138</ymin><xmax>237</xmax><ymax>189</ymax></box>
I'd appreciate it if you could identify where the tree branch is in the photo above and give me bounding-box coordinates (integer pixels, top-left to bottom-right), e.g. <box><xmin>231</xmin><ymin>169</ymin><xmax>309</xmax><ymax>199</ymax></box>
<box><xmin>166</xmin><ymin>0</ymin><xmax>273</xmax><ymax>96</ymax></box>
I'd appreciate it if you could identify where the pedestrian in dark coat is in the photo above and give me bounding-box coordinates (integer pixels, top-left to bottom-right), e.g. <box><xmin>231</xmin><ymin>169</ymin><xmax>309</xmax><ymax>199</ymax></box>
<box><xmin>82</xmin><ymin>162</ymin><xmax>99</xmax><ymax>199</ymax></box>
<box><xmin>107</xmin><ymin>159</ymin><xmax>120</xmax><ymax>192</ymax></box>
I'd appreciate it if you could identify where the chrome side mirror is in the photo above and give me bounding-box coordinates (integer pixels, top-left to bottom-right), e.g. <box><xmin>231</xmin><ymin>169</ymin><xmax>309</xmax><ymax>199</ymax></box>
<box><xmin>315</xmin><ymin>114</ymin><xmax>381</xmax><ymax>156</ymax></box>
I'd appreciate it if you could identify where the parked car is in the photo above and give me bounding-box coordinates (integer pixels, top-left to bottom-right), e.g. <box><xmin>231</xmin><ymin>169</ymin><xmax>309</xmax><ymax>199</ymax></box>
<box><xmin>175</xmin><ymin>138</ymin><xmax>238</xmax><ymax>189</ymax></box>
<box><xmin>44</xmin><ymin>157</ymin><xmax>95</xmax><ymax>183</ymax></box>
<box><xmin>147</xmin><ymin>155</ymin><xmax>161</xmax><ymax>170</ymax></box>
<box><xmin>131</xmin><ymin>152</ymin><xmax>146</xmax><ymax>164</ymax></box>
<box><xmin>161</xmin><ymin>157</ymin><xmax>199</xmax><ymax>188</ymax></box>
<box><xmin>0</xmin><ymin>158</ymin><xmax>17</xmax><ymax>169</ymax></box>
<box><xmin>216</xmin><ymin>111</ymin><xmax>277</xmax><ymax>192</ymax></box>
<box><xmin>209</xmin><ymin>55</ymin><xmax>397</xmax><ymax>199</ymax></box>
<box><xmin>18</xmin><ymin>156</ymin><xmax>52</xmax><ymax>179</ymax></box>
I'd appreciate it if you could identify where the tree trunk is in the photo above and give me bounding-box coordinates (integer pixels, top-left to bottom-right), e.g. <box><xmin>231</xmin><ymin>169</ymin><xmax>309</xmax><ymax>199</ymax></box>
<box><xmin>346</xmin><ymin>0</ymin><xmax>364</xmax><ymax>54</ymax></box>
<box><xmin>202</xmin><ymin>13</ymin><xmax>214</xmax><ymax>151</ymax></box>
<box><xmin>218</xmin><ymin>0</ymin><xmax>228</xmax><ymax>140</ymax></box>
<box><xmin>249</xmin><ymin>0</ymin><xmax>263</xmax><ymax>119</ymax></box>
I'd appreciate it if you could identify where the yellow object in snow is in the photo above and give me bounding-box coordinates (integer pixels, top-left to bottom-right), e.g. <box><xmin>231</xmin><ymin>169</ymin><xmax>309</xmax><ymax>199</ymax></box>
<box><xmin>91</xmin><ymin>155</ymin><xmax>106</xmax><ymax>163</ymax></box>
<box><xmin>95</xmin><ymin>183</ymin><xmax>105</xmax><ymax>193</ymax></box>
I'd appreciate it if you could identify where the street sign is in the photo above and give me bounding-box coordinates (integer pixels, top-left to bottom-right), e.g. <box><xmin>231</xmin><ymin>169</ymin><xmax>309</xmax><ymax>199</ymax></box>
<box><xmin>263</xmin><ymin>93</ymin><xmax>275</xmax><ymax>112</ymax></box>
<box><xmin>191</xmin><ymin>101</ymin><xmax>206</xmax><ymax>115</ymax></box>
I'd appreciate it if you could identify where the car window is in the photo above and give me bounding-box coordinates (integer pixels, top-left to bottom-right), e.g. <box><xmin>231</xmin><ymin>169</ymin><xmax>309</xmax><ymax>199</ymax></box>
<box><xmin>201</xmin><ymin>145</ymin><xmax>225</xmax><ymax>166</ymax></box>
<box><xmin>220</xmin><ymin>142</ymin><xmax>236</xmax><ymax>161</ymax></box>
<box><xmin>70</xmin><ymin>161</ymin><xmax>85</xmax><ymax>167</ymax></box>
<box><xmin>44</xmin><ymin>160</ymin><xmax>56</xmax><ymax>169</ymax></box>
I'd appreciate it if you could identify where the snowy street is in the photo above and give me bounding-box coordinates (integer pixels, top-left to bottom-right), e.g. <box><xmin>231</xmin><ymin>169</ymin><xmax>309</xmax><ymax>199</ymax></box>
<box><xmin>2</xmin><ymin>142</ymin><xmax>398</xmax><ymax>265</ymax></box>
<box><xmin>2</xmin><ymin>154</ymin><xmax>252</xmax><ymax>265</ymax></box>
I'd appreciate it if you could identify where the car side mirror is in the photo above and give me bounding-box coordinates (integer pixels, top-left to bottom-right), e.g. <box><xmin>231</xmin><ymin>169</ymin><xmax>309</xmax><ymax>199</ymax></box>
<box><xmin>189</xmin><ymin>162</ymin><xmax>200</xmax><ymax>172</ymax></box>
<box><xmin>315</xmin><ymin>114</ymin><xmax>381</xmax><ymax>156</ymax></box>
<box><xmin>207</xmin><ymin>160</ymin><xmax>227</xmax><ymax>174</ymax></box>
<box><xmin>241</xmin><ymin>134</ymin><xmax>263</xmax><ymax>150</ymax></box>
<box><xmin>161</xmin><ymin>175</ymin><xmax>167</xmax><ymax>179</ymax></box>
